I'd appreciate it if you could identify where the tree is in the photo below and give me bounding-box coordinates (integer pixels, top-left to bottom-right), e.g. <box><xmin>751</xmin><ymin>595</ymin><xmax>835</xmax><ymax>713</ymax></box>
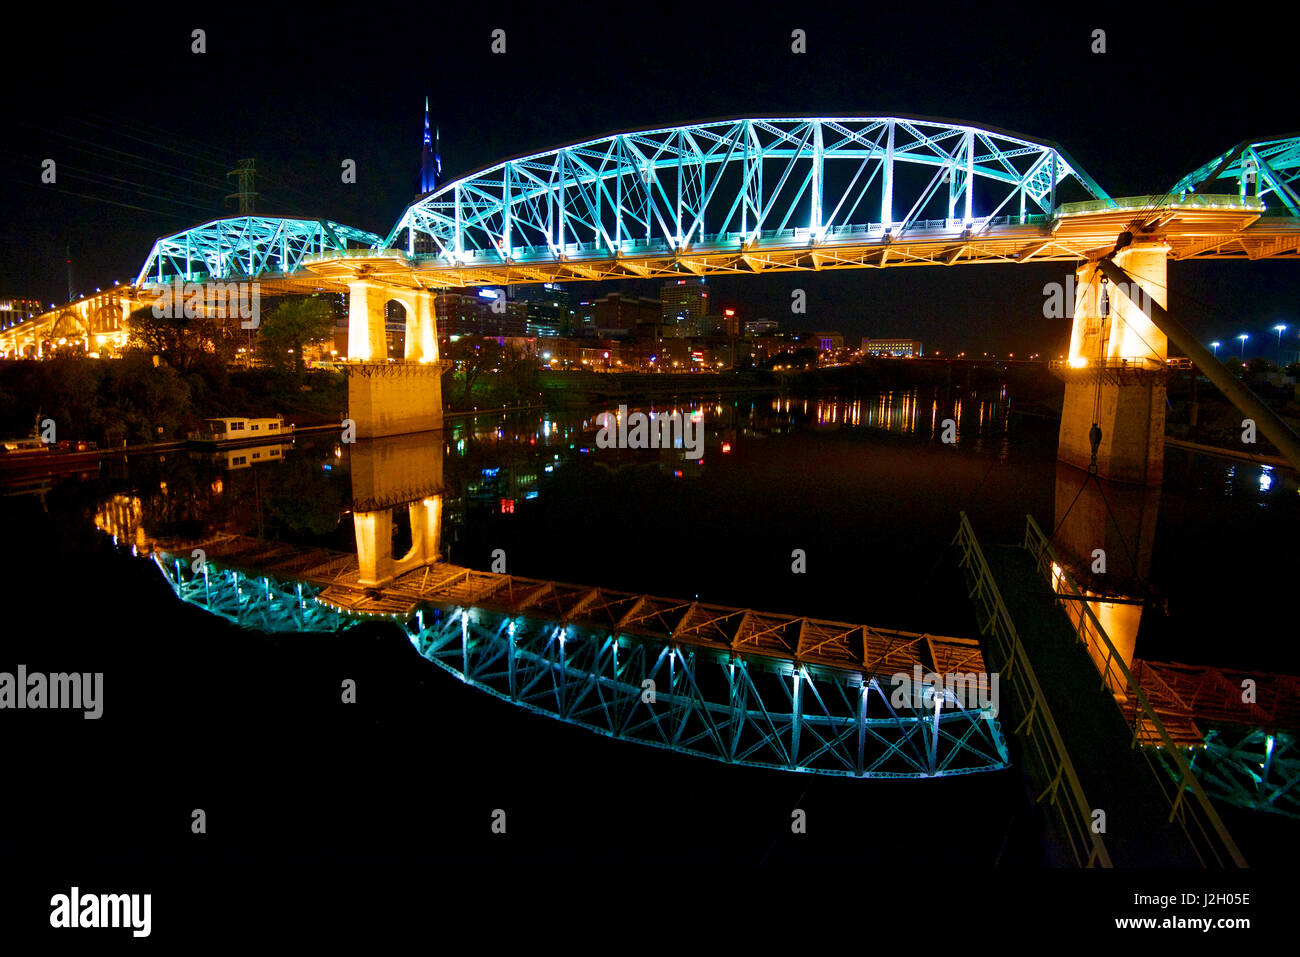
<box><xmin>760</xmin><ymin>347</ymin><xmax>818</xmax><ymax>371</ymax></box>
<box><xmin>256</xmin><ymin>297</ymin><xmax>336</xmax><ymax>375</ymax></box>
<box><xmin>443</xmin><ymin>336</ymin><xmax>506</xmax><ymax>405</ymax></box>
<box><xmin>126</xmin><ymin>301</ymin><xmax>238</xmax><ymax>373</ymax></box>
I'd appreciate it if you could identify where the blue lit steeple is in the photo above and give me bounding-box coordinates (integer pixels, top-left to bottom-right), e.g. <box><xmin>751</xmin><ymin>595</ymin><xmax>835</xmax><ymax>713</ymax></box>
<box><xmin>420</xmin><ymin>97</ymin><xmax>440</xmax><ymax>194</ymax></box>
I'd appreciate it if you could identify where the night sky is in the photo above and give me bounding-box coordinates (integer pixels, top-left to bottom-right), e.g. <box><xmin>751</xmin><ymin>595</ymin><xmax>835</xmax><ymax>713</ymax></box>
<box><xmin>4</xmin><ymin>2</ymin><xmax>1296</xmax><ymax>357</ymax></box>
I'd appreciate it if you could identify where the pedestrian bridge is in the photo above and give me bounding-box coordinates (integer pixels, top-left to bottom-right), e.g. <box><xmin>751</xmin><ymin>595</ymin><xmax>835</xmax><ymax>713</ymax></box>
<box><xmin>4</xmin><ymin>119</ymin><xmax>1297</xmax><ymax>357</ymax></box>
<box><xmin>145</xmin><ymin>530</ymin><xmax>1008</xmax><ymax>781</ymax></box>
<box><xmin>131</xmin><ymin>514</ymin><xmax>1298</xmax><ymax>866</ymax></box>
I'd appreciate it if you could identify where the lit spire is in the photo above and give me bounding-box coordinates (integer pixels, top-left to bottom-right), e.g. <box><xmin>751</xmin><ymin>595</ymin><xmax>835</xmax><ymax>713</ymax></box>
<box><xmin>420</xmin><ymin>97</ymin><xmax>437</xmax><ymax>194</ymax></box>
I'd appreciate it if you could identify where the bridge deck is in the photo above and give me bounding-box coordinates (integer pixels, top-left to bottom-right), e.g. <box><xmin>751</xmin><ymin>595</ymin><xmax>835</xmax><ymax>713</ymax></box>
<box><xmin>167</xmin><ymin>533</ymin><xmax>987</xmax><ymax>680</ymax></box>
<box><xmin>1128</xmin><ymin>659</ymin><xmax>1300</xmax><ymax>735</ymax></box>
<box><xmin>152</xmin><ymin>532</ymin><xmax>1012</xmax><ymax>780</ymax></box>
<box><xmin>170</xmin><ymin>532</ymin><xmax>1297</xmax><ymax>727</ymax></box>
<box><xmin>980</xmin><ymin>544</ymin><xmax>1201</xmax><ymax>866</ymax></box>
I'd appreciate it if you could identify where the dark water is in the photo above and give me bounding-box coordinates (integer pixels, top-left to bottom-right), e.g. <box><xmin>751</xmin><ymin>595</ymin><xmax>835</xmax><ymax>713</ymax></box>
<box><xmin>1</xmin><ymin>389</ymin><xmax>1294</xmax><ymax>938</ymax></box>
<box><xmin>46</xmin><ymin>390</ymin><xmax>1297</xmax><ymax>664</ymax></box>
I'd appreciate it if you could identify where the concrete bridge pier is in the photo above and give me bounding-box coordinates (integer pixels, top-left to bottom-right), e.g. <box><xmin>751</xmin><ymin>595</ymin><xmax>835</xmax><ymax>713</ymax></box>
<box><xmin>345</xmin><ymin>280</ymin><xmax>445</xmax><ymax>438</ymax></box>
<box><xmin>1056</xmin><ymin>243</ymin><xmax>1169</xmax><ymax>485</ymax></box>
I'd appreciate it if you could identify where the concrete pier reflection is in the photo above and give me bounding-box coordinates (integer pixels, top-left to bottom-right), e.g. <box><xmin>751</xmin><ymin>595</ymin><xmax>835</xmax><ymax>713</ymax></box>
<box><xmin>1049</xmin><ymin>461</ymin><xmax>1161</xmax><ymax>687</ymax></box>
<box><xmin>349</xmin><ymin>430</ymin><xmax>445</xmax><ymax>587</ymax></box>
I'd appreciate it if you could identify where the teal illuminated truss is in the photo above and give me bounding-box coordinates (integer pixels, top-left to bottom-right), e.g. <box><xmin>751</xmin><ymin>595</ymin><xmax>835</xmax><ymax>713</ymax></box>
<box><xmin>1173</xmin><ymin>135</ymin><xmax>1300</xmax><ymax>215</ymax></box>
<box><xmin>151</xmin><ymin>547</ymin><xmax>1009</xmax><ymax>780</ymax></box>
<box><xmin>384</xmin><ymin>116</ymin><xmax>1112</xmax><ymax>262</ymax></box>
<box><xmin>135</xmin><ymin>216</ymin><xmax>383</xmax><ymax>285</ymax></box>
<box><xmin>404</xmin><ymin>606</ymin><xmax>1009</xmax><ymax>779</ymax></box>
<box><xmin>153</xmin><ymin>553</ymin><xmax>358</xmax><ymax>633</ymax></box>
<box><xmin>1189</xmin><ymin>728</ymin><xmax>1300</xmax><ymax>818</ymax></box>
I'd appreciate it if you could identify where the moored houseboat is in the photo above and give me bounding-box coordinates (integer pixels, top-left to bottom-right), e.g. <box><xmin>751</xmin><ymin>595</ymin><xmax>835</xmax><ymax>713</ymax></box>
<box><xmin>187</xmin><ymin>415</ymin><xmax>294</xmax><ymax>448</ymax></box>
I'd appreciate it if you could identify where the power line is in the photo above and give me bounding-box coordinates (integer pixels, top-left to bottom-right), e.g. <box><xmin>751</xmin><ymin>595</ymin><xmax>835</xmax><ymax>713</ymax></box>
<box><xmin>75</xmin><ymin>113</ymin><xmax>234</xmax><ymax>170</ymax></box>
<box><xmin>10</xmin><ymin>153</ymin><xmax>222</xmax><ymax>214</ymax></box>
<box><xmin>2</xmin><ymin>177</ymin><xmax>195</xmax><ymax>219</ymax></box>
<box><xmin>16</xmin><ymin>123</ymin><xmax>229</xmax><ymax>192</ymax></box>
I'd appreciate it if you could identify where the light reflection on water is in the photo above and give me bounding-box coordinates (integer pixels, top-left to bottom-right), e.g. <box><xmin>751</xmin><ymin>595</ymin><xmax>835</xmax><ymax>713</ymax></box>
<box><xmin>72</xmin><ymin>394</ymin><xmax>1300</xmax><ymax>560</ymax></box>
<box><xmin>775</xmin><ymin>391</ymin><xmax>1006</xmax><ymax>438</ymax></box>
<box><xmin>10</xmin><ymin>390</ymin><xmax>1295</xmax><ymax>666</ymax></box>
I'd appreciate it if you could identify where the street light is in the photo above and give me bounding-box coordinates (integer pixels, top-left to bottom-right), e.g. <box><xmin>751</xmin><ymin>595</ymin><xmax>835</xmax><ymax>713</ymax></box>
<box><xmin>1238</xmin><ymin>333</ymin><xmax>1249</xmax><ymax>359</ymax></box>
<box><xmin>1210</xmin><ymin>340</ymin><xmax>1221</xmax><ymax>357</ymax></box>
<box><xmin>1274</xmin><ymin>324</ymin><xmax>1288</xmax><ymax>363</ymax></box>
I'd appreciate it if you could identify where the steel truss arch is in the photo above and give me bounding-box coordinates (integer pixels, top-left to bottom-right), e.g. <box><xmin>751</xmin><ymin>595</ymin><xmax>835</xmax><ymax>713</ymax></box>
<box><xmin>385</xmin><ymin>116</ymin><xmax>1112</xmax><ymax>264</ymax></box>
<box><xmin>136</xmin><ymin>216</ymin><xmax>383</xmax><ymax>286</ymax></box>
<box><xmin>407</xmin><ymin>607</ymin><xmax>1009</xmax><ymax>779</ymax></box>
<box><xmin>153</xmin><ymin>554</ymin><xmax>359</xmax><ymax>633</ymax></box>
<box><xmin>1186</xmin><ymin>727</ymin><xmax>1300</xmax><ymax>818</ymax></box>
<box><xmin>1173</xmin><ymin>134</ymin><xmax>1300</xmax><ymax>216</ymax></box>
<box><xmin>151</xmin><ymin>548</ymin><xmax>1009</xmax><ymax>780</ymax></box>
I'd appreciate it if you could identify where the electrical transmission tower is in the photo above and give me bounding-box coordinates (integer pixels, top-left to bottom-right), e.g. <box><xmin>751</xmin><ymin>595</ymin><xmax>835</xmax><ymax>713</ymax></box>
<box><xmin>226</xmin><ymin>159</ymin><xmax>259</xmax><ymax>215</ymax></box>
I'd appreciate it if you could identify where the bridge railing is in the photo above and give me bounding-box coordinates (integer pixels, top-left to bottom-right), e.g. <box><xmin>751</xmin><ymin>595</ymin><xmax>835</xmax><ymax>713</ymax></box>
<box><xmin>1058</xmin><ymin>194</ymin><xmax>1264</xmax><ymax>217</ymax></box>
<box><xmin>953</xmin><ymin>512</ymin><xmax>1112</xmax><ymax>867</ymax></box>
<box><xmin>1047</xmin><ymin>357</ymin><xmax>1192</xmax><ymax>373</ymax></box>
<box><xmin>1022</xmin><ymin>514</ymin><xmax>1247</xmax><ymax>867</ymax></box>
<box><xmin>403</xmin><ymin>215</ymin><xmax>1056</xmax><ymax>266</ymax></box>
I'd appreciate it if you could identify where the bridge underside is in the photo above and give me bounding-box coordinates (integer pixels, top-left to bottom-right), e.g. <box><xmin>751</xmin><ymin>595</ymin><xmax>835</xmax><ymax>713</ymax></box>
<box><xmin>408</xmin><ymin>607</ymin><xmax>1006</xmax><ymax>779</ymax></box>
<box><xmin>149</xmin><ymin>537</ymin><xmax>1009</xmax><ymax>779</ymax></box>
<box><xmin>301</xmin><ymin>199</ymin><xmax>1296</xmax><ymax>290</ymax></box>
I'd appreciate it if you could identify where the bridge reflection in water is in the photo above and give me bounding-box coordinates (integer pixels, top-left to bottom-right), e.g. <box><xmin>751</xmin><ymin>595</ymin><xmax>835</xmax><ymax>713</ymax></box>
<box><xmin>146</xmin><ymin>429</ymin><xmax>1008</xmax><ymax>780</ymax></box>
<box><xmin>955</xmin><ymin>458</ymin><xmax>1300</xmax><ymax>868</ymax></box>
<box><xmin>100</xmin><ymin>403</ymin><xmax>1299</xmax><ymax>867</ymax></box>
<box><xmin>1044</xmin><ymin>461</ymin><xmax>1299</xmax><ymax>821</ymax></box>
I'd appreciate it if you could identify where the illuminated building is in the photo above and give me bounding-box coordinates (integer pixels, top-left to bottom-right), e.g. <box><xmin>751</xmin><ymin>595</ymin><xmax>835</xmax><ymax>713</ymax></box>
<box><xmin>593</xmin><ymin>292</ymin><xmax>661</xmax><ymax>333</ymax></box>
<box><xmin>573</xmin><ymin>299</ymin><xmax>598</xmax><ymax>336</ymax></box>
<box><xmin>435</xmin><ymin>290</ymin><xmax>527</xmax><ymax>337</ymax></box>
<box><xmin>862</xmin><ymin>337</ymin><xmax>923</xmax><ymax>357</ymax></box>
<box><xmin>420</xmin><ymin>97</ymin><xmax>441</xmax><ymax>195</ymax></box>
<box><xmin>511</xmin><ymin>282</ymin><xmax>571</xmax><ymax>336</ymax></box>
<box><xmin>810</xmin><ymin>331</ymin><xmax>844</xmax><ymax>351</ymax></box>
<box><xmin>0</xmin><ymin>298</ymin><xmax>42</xmax><ymax>330</ymax></box>
<box><xmin>660</xmin><ymin>278</ymin><xmax>709</xmax><ymax>337</ymax></box>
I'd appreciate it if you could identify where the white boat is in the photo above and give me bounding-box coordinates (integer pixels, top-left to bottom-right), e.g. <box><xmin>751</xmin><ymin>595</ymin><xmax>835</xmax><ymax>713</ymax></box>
<box><xmin>188</xmin><ymin>415</ymin><xmax>294</xmax><ymax>446</ymax></box>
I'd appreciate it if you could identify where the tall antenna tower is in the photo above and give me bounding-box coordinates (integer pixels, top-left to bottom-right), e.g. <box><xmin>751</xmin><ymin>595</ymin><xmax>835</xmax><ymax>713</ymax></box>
<box><xmin>226</xmin><ymin>159</ymin><xmax>259</xmax><ymax>215</ymax></box>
